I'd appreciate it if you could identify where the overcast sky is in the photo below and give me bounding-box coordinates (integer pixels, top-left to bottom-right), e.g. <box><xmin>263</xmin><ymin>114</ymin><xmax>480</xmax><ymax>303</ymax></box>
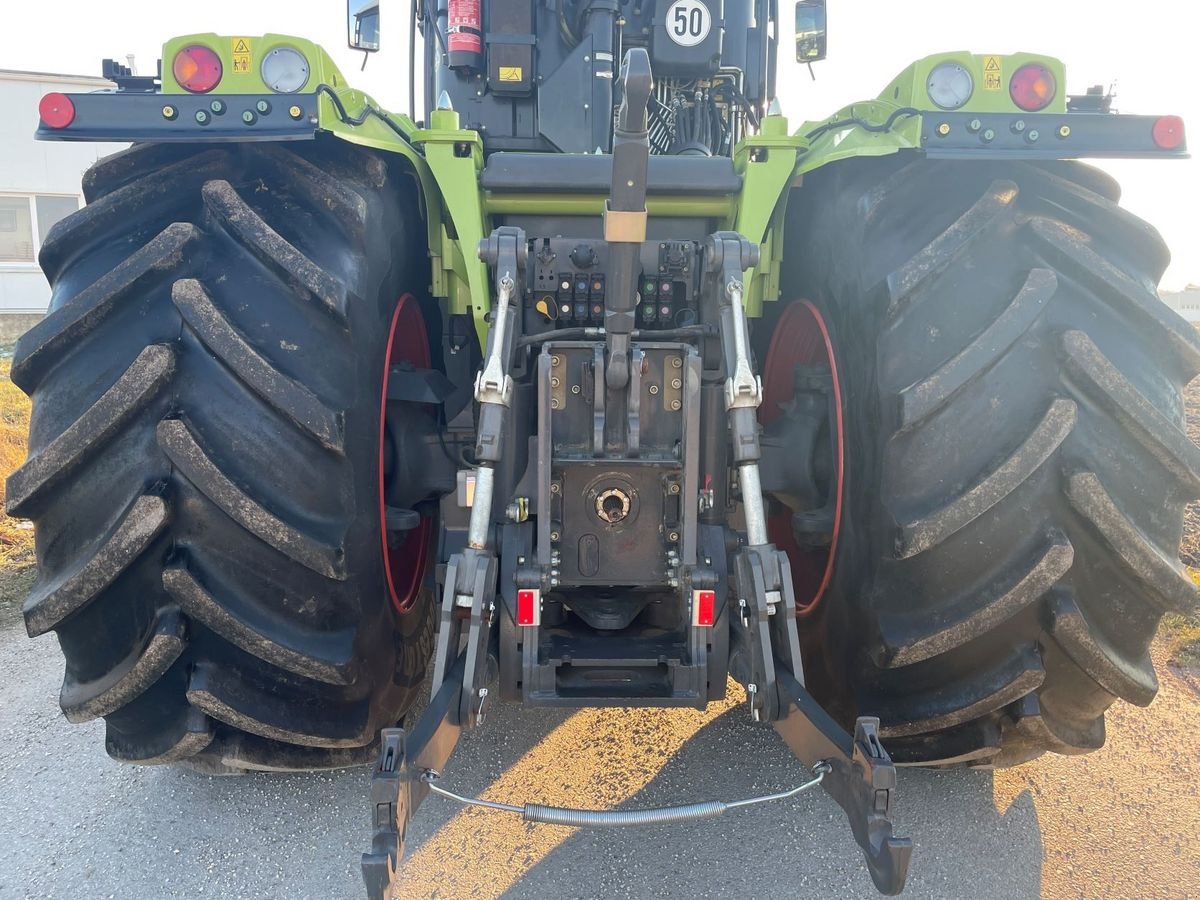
<box><xmin>1</xmin><ymin>1</ymin><xmax>1194</xmax><ymax>287</ymax></box>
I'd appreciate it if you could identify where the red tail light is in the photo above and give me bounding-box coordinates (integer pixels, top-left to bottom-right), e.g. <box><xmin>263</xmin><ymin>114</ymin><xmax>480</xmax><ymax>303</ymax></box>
<box><xmin>172</xmin><ymin>45</ymin><xmax>223</xmax><ymax>93</ymax></box>
<box><xmin>516</xmin><ymin>589</ymin><xmax>541</xmax><ymax>627</ymax></box>
<box><xmin>692</xmin><ymin>589</ymin><xmax>716</xmax><ymax>627</ymax></box>
<box><xmin>39</xmin><ymin>92</ymin><xmax>75</xmax><ymax>129</ymax></box>
<box><xmin>1152</xmin><ymin>116</ymin><xmax>1185</xmax><ymax>150</ymax></box>
<box><xmin>1010</xmin><ymin>63</ymin><xmax>1057</xmax><ymax>112</ymax></box>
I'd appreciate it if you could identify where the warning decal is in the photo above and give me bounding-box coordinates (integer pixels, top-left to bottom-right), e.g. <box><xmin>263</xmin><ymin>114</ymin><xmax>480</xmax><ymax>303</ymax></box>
<box><xmin>983</xmin><ymin>55</ymin><xmax>1003</xmax><ymax>91</ymax></box>
<box><xmin>498</xmin><ymin>66</ymin><xmax>523</xmax><ymax>82</ymax></box>
<box><xmin>232</xmin><ymin>37</ymin><xmax>253</xmax><ymax>74</ymax></box>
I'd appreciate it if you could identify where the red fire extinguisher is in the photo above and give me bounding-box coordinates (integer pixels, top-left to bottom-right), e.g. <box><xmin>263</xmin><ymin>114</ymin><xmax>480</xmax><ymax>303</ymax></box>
<box><xmin>447</xmin><ymin>0</ymin><xmax>484</xmax><ymax>70</ymax></box>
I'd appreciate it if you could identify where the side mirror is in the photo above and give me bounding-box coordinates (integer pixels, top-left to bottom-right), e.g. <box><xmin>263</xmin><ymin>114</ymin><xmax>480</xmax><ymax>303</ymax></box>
<box><xmin>348</xmin><ymin>0</ymin><xmax>381</xmax><ymax>52</ymax></box>
<box><xmin>795</xmin><ymin>0</ymin><xmax>827</xmax><ymax>63</ymax></box>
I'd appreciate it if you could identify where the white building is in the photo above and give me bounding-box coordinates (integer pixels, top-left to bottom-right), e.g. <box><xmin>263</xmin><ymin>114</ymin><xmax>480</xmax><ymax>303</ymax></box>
<box><xmin>0</xmin><ymin>69</ymin><xmax>127</xmax><ymax>335</ymax></box>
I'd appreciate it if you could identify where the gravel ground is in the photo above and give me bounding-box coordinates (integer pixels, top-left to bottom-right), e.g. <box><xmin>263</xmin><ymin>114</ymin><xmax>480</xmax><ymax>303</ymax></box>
<box><xmin>1</xmin><ymin>594</ymin><xmax>1198</xmax><ymax>900</ymax></box>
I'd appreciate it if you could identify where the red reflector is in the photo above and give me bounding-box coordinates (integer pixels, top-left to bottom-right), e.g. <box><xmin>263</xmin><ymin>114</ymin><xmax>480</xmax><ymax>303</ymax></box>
<box><xmin>173</xmin><ymin>45</ymin><xmax>223</xmax><ymax>93</ymax></box>
<box><xmin>1009</xmin><ymin>63</ymin><xmax>1057</xmax><ymax>112</ymax></box>
<box><xmin>516</xmin><ymin>589</ymin><xmax>541</xmax><ymax>626</ymax></box>
<box><xmin>1153</xmin><ymin>115</ymin><xmax>1185</xmax><ymax>150</ymax></box>
<box><xmin>692</xmin><ymin>589</ymin><xmax>716</xmax><ymax>627</ymax></box>
<box><xmin>39</xmin><ymin>92</ymin><xmax>75</xmax><ymax>129</ymax></box>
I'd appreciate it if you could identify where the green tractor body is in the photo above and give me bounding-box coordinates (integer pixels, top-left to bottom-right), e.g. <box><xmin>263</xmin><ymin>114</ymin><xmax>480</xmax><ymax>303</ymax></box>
<box><xmin>11</xmin><ymin>2</ymin><xmax>1193</xmax><ymax>894</ymax></box>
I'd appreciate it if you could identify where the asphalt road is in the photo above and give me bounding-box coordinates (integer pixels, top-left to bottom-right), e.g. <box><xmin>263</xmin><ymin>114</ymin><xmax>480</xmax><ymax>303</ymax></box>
<box><xmin>1</xmin><ymin>597</ymin><xmax>1198</xmax><ymax>900</ymax></box>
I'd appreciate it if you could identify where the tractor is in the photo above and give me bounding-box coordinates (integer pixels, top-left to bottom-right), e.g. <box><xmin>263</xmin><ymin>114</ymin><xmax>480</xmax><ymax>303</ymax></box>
<box><xmin>9</xmin><ymin>0</ymin><xmax>1194</xmax><ymax>894</ymax></box>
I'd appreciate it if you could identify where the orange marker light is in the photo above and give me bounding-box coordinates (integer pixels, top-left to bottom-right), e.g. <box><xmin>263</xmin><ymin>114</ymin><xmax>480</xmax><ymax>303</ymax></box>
<box><xmin>1010</xmin><ymin>63</ymin><xmax>1057</xmax><ymax>112</ymax></box>
<box><xmin>173</xmin><ymin>45</ymin><xmax>223</xmax><ymax>93</ymax></box>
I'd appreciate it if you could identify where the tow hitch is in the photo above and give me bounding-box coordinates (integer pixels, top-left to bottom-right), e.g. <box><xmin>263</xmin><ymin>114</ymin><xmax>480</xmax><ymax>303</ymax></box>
<box><xmin>362</xmin><ymin>48</ymin><xmax>911</xmax><ymax>898</ymax></box>
<box><xmin>362</xmin><ymin>653</ymin><xmax>911</xmax><ymax>897</ymax></box>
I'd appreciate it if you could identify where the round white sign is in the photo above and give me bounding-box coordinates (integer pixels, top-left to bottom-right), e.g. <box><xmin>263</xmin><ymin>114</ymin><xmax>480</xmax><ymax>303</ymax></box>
<box><xmin>665</xmin><ymin>0</ymin><xmax>711</xmax><ymax>47</ymax></box>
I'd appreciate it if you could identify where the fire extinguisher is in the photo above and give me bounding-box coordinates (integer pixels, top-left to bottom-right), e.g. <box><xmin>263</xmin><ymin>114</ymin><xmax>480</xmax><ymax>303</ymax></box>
<box><xmin>447</xmin><ymin>0</ymin><xmax>484</xmax><ymax>70</ymax></box>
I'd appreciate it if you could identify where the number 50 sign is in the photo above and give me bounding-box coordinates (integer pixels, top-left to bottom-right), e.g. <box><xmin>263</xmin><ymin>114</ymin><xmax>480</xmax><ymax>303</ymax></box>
<box><xmin>666</xmin><ymin>0</ymin><xmax>712</xmax><ymax>47</ymax></box>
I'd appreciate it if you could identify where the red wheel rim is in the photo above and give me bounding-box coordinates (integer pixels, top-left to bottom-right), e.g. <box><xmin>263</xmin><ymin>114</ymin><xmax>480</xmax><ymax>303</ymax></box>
<box><xmin>379</xmin><ymin>295</ymin><xmax>435</xmax><ymax>615</ymax></box>
<box><xmin>760</xmin><ymin>300</ymin><xmax>844</xmax><ymax>617</ymax></box>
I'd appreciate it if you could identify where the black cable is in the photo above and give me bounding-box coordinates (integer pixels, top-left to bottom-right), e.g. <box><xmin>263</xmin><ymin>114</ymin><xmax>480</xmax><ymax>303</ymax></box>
<box><xmin>805</xmin><ymin>106</ymin><xmax>921</xmax><ymax>142</ymax></box>
<box><xmin>315</xmin><ymin>84</ymin><xmax>414</xmax><ymax>143</ymax></box>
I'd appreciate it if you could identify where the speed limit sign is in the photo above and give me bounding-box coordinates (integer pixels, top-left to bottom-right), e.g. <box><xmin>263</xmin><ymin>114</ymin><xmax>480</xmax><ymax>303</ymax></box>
<box><xmin>664</xmin><ymin>0</ymin><xmax>711</xmax><ymax>47</ymax></box>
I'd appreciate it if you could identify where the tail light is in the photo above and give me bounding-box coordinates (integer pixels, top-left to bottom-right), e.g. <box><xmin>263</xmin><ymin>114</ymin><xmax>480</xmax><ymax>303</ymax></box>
<box><xmin>39</xmin><ymin>92</ymin><xmax>75</xmax><ymax>129</ymax></box>
<box><xmin>1152</xmin><ymin>116</ymin><xmax>1185</xmax><ymax>150</ymax></box>
<box><xmin>1010</xmin><ymin>63</ymin><xmax>1057</xmax><ymax>112</ymax></box>
<box><xmin>172</xmin><ymin>45</ymin><xmax>223</xmax><ymax>93</ymax></box>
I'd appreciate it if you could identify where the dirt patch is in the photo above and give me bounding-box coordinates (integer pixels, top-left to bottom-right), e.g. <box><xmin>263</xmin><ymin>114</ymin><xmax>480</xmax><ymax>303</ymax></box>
<box><xmin>0</xmin><ymin>564</ymin><xmax>34</xmax><ymax>614</ymax></box>
<box><xmin>0</xmin><ymin>359</ymin><xmax>34</xmax><ymax>570</ymax></box>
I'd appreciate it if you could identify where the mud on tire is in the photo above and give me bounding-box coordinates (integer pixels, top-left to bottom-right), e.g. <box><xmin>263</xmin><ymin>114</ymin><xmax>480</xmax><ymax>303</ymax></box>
<box><xmin>779</xmin><ymin>156</ymin><xmax>1200</xmax><ymax>767</ymax></box>
<box><xmin>6</xmin><ymin>137</ymin><xmax>436</xmax><ymax>772</ymax></box>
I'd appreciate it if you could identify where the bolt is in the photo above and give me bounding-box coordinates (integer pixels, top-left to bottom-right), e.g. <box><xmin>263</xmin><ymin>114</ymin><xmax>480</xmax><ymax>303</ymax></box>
<box><xmin>571</xmin><ymin>384</ymin><xmax>581</xmax><ymax>394</ymax></box>
<box><xmin>671</xmin><ymin>378</ymin><xmax>681</xmax><ymax>389</ymax></box>
<box><xmin>551</xmin><ymin>377</ymin><xmax>560</xmax><ymax>387</ymax></box>
<box><xmin>551</xmin><ymin>355</ymin><xmax>561</xmax><ymax>366</ymax></box>
<box><xmin>288</xmin><ymin>104</ymin><xmax>303</xmax><ymax>119</ymax></box>
<box><xmin>255</xmin><ymin>99</ymin><xmax>272</xmax><ymax>115</ymax></box>
<box><xmin>1011</xmin><ymin>119</ymin><xmax>1027</xmax><ymax>134</ymax></box>
<box><xmin>194</xmin><ymin>109</ymin><xmax>210</xmax><ymax>125</ymax></box>
<box><xmin>967</xmin><ymin>118</ymin><xmax>982</xmax><ymax>133</ymax></box>
<box><xmin>550</xmin><ymin>531</ymin><xmax>561</xmax><ymax>541</ymax></box>
<box><xmin>550</xmin><ymin>568</ymin><xmax>560</xmax><ymax>577</ymax></box>
<box><xmin>161</xmin><ymin>105</ymin><xmax>177</xmax><ymax>120</ymax></box>
<box><xmin>936</xmin><ymin>122</ymin><xmax>951</xmax><ymax>136</ymax></box>
<box><xmin>669</xmin><ymin>531</ymin><xmax>679</xmax><ymax>542</ymax></box>
<box><xmin>981</xmin><ymin>128</ymin><xmax>996</xmax><ymax>143</ymax></box>
<box><xmin>669</xmin><ymin>483</ymin><xmax>680</xmax><ymax>494</ymax></box>
<box><xmin>584</xmin><ymin>55</ymin><xmax>590</xmax><ymax>62</ymax></box>
<box><xmin>550</xmin><ymin>398</ymin><xmax>560</xmax><ymax>409</ymax></box>
<box><xmin>627</xmin><ymin>180</ymin><xmax>634</xmax><ymax>188</ymax></box>
<box><xmin>210</xmin><ymin>99</ymin><xmax>225</xmax><ymax>114</ymax></box>
<box><xmin>518</xmin><ymin>556</ymin><xmax>526</xmax><ymax>565</ymax></box>
<box><xmin>242</xmin><ymin>110</ymin><xmax>257</xmax><ymax>124</ymax></box>
<box><xmin>1026</xmin><ymin>129</ymin><xmax>1040</xmax><ymax>143</ymax></box>
<box><xmin>670</xmin><ymin>399</ymin><xmax>681</xmax><ymax>410</ymax></box>
<box><xmin>649</xmin><ymin>384</ymin><xmax>659</xmax><ymax>395</ymax></box>
<box><xmin>1058</xmin><ymin>124</ymin><xmax>1071</xmax><ymax>138</ymax></box>
<box><xmin>550</xmin><ymin>482</ymin><xmax>561</xmax><ymax>494</ymax></box>
<box><xmin>671</xmin><ymin>357</ymin><xmax>682</xmax><ymax>368</ymax></box>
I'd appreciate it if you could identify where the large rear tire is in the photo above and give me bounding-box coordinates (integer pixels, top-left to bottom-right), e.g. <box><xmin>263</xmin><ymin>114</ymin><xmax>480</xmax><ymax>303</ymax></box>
<box><xmin>6</xmin><ymin>138</ymin><xmax>436</xmax><ymax>772</ymax></box>
<box><xmin>776</xmin><ymin>156</ymin><xmax>1200</xmax><ymax>767</ymax></box>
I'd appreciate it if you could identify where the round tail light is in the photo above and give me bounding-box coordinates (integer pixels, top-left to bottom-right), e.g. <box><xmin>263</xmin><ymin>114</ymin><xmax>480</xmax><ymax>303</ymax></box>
<box><xmin>1152</xmin><ymin>116</ymin><xmax>1185</xmax><ymax>151</ymax></box>
<box><xmin>39</xmin><ymin>92</ymin><xmax>75</xmax><ymax>129</ymax></box>
<box><xmin>173</xmin><ymin>45</ymin><xmax>223</xmax><ymax>94</ymax></box>
<box><xmin>1010</xmin><ymin>63</ymin><xmax>1057</xmax><ymax>112</ymax></box>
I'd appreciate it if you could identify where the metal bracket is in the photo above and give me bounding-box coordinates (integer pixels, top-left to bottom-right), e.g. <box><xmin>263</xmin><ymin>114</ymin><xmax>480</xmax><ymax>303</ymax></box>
<box><xmin>361</xmin><ymin>655</ymin><xmax>468</xmax><ymax>900</ymax></box>
<box><xmin>774</xmin><ymin>674</ymin><xmax>913</xmax><ymax>895</ymax></box>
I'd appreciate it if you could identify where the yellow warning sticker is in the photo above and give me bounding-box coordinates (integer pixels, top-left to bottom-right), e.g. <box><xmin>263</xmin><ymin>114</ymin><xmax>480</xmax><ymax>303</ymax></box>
<box><xmin>231</xmin><ymin>37</ymin><xmax>253</xmax><ymax>74</ymax></box>
<box><xmin>498</xmin><ymin>66</ymin><xmax>523</xmax><ymax>82</ymax></box>
<box><xmin>982</xmin><ymin>55</ymin><xmax>1003</xmax><ymax>92</ymax></box>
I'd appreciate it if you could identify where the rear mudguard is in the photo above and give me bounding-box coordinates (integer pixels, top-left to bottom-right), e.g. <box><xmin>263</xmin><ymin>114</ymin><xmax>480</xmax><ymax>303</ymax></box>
<box><xmin>37</xmin><ymin>38</ymin><xmax>1187</xmax><ymax>338</ymax></box>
